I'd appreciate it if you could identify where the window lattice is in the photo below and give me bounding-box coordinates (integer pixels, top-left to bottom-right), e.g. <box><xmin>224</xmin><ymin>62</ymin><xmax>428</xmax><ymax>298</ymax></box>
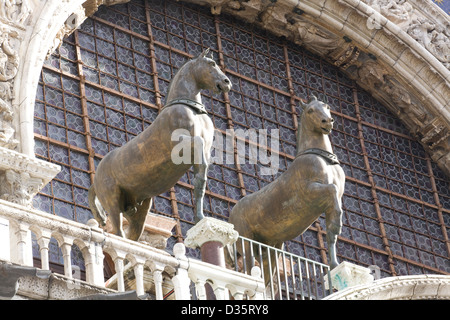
<box><xmin>33</xmin><ymin>0</ymin><xmax>449</xmax><ymax>277</ymax></box>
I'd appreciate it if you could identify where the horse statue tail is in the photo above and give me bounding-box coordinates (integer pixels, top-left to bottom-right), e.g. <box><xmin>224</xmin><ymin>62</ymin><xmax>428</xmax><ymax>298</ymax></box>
<box><xmin>88</xmin><ymin>185</ymin><xmax>107</xmax><ymax>227</ymax></box>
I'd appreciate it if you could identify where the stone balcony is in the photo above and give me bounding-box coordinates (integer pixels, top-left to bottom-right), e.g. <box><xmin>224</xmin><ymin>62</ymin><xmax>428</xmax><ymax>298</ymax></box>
<box><xmin>0</xmin><ymin>199</ymin><xmax>265</xmax><ymax>300</ymax></box>
<box><xmin>2</xmin><ymin>198</ymin><xmax>448</xmax><ymax>300</ymax></box>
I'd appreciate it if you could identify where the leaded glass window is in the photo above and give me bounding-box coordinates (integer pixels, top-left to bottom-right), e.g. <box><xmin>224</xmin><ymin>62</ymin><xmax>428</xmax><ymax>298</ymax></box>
<box><xmin>34</xmin><ymin>0</ymin><xmax>449</xmax><ymax>277</ymax></box>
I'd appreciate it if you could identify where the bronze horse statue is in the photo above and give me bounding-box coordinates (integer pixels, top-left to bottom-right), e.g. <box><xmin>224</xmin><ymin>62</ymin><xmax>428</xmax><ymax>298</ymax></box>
<box><xmin>89</xmin><ymin>49</ymin><xmax>231</xmax><ymax>241</ymax></box>
<box><xmin>229</xmin><ymin>96</ymin><xmax>345</xmax><ymax>276</ymax></box>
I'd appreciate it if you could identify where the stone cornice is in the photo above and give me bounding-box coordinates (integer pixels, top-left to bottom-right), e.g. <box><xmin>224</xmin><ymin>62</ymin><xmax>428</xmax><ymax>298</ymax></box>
<box><xmin>324</xmin><ymin>274</ymin><xmax>450</xmax><ymax>300</ymax></box>
<box><xmin>0</xmin><ymin>147</ymin><xmax>60</xmax><ymax>184</ymax></box>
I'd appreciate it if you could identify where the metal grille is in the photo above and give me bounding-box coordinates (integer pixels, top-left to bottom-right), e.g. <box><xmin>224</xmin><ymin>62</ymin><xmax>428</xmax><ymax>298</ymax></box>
<box><xmin>230</xmin><ymin>236</ymin><xmax>332</xmax><ymax>300</ymax></box>
<box><xmin>33</xmin><ymin>0</ymin><xmax>449</xmax><ymax>277</ymax></box>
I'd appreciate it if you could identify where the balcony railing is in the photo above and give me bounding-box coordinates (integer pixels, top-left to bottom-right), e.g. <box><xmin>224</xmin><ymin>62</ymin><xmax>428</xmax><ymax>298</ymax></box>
<box><xmin>0</xmin><ymin>199</ymin><xmax>333</xmax><ymax>300</ymax></box>
<box><xmin>0</xmin><ymin>199</ymin><xmax>265</xmax><ymax>300</ymax></box>
<box><xmin>229</xmin><ymin>236</ymin><xmax>332</xmax><ymax>300</ymax></box>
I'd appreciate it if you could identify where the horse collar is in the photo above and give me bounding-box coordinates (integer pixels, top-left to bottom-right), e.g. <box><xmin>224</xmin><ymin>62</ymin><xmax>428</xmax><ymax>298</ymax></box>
<box><xmin>163</xmin><ymin>99</ymin><xmax>208</xmax><ymax>114</ymax></box>
<box><xmin>296</xmin><ymin>148</ymin><xmax>340</xmax><ymax>165</ymax></box>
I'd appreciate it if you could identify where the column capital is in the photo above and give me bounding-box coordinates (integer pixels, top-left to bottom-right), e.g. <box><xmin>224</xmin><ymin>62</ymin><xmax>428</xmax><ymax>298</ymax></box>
<box><xmin>326</xmin><ymin>261</ymin><xmax>375</xmax><ymax>291</ymax></box>
<box><xmin>185</xmin><ymin>217</ymin><xmax>238</xmax><ymax>249</ymax></box>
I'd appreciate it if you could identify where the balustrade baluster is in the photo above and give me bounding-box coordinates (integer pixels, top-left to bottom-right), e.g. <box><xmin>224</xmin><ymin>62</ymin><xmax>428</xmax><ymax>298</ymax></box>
<box><xmin>194</xmin><ymin>279</ymin><xmax>207</xmax><ymax>300</ymax></box>
<box><xmin>133</xmin><ymin>262</ymin><xmax>145</xmax><ymax>297</ymax></box>
<box><xmin>36</xmin><ymin>233</ymin><xmax>51</xmax><ymax>270</ymax></box>
<box><xmin>84</xmin><ymin>243</ymin><xmax>105</xmax><ymax>286</ymax></box>
<box><xmin>114</xmin><ymin>257</ymin><xmax>125</xmax><ymax>292</ymax></box>
<box><xmin>11</xmin><ymin>222</ymin><xmax>33</xmax><ymax>266</ymax></box>
<box><xmin>153</xmin><ymin>269</ymin><xmax>164</xmax><ymax>300</ymax></box>
<box><xmin>213</xmin><ymin>283</ymin><xmax>229</xmax><ymax>300</ymax></box>
<box><xmin>60</xmin><ymin>242</ymin><xmax>73</xmax><ymax>278</ymax></box>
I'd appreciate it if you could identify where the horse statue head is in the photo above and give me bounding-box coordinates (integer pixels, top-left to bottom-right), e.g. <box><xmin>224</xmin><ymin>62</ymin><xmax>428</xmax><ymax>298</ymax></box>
<box><xmin>166</xmin><ymin>48</ymin><xmax>231</xmax><ymax>103</ymax></box>
<box><xmin>299</xmin><ymin>95</ymin><xmax>335</xmax><ymax>135</ymax></box>
<box><xmin>195</xmin><ymin>48</ymin><xmax>231</xmax><ymax>93</ymax></box>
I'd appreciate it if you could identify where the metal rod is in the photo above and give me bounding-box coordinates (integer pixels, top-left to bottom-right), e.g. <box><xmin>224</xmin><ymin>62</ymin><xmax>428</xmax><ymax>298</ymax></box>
<box><xmin>249</xmin><ymin>239</ymin><xmax>255</xmax><ymax>270</ymax></box>
<box><xmin>312</xmin><ymin>263</ymin><xmax>319</xmax><ymax>299</ymax></box>
<box><xmin>305</xmin><ymin>261</ymin><xmax>312</xmax><ymax>299</ymax></box>
<box><xmin>282</xmin><ymin>251</ymin><xmax>289</xmax><ymax>300</ymax></box>
<box><xmin>267</xmin><ymin>246</ymin><xmax>275</xmax><ymax>299</ymax></box>
<box><xmin>319</xmin><ymin>264</ymin><xmax>325</xmax><ymax>299</ymax></box>
<box><xmin>233</xmin><ymin>242</ymin><xmax>238</xmax><ymax>272</ymax></box>
<box><xmin>258</xmin><ymin>242</ymin><xmax>264</xmax><ymax>283</ymax></box>
<box><xmin>241</xmin><ymin>237</ymin><xmax>247</xmax><ymax>274</ymax></box>
<box><xmin>297</xmin><ymin>257</ymin><xmax>304</xmax><ymax>300</ymax></box>
<box><xmin>274</xmin><ymin>249</ymin><xmax>281</xmax><ymax>299</ymax></box>
<box><xmin>290</xmin><ymin>255</ymin><xmax>297</xmax><ymax>300</ymax></box>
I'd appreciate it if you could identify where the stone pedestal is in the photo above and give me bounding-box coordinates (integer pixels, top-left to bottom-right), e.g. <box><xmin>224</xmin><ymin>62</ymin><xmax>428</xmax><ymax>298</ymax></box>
<box><xmin>139</xmin><ymin>213</ymin><xmax>177</xmax><ymax>249</ymax></box>
<box><xmin>326</xmin><ymin>261</ymin><xmax>375</xmax><ymax>291</ymax></box>
<box><xmin>184</xmin><ymin>217</ymin><xmax>239</xmax><ymax>299</ymax></box>
<box><xmin>106</xmin><ymin>213</ymin><xmax>176</xmax><ymax>249</ymax></box>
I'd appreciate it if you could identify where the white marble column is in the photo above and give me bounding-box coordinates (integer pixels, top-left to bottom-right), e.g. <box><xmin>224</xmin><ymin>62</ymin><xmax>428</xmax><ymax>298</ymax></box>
<box><xmin>185</xmin><ymin>217</ymin><xmax>238</xmax><ymax>299</ymax></box>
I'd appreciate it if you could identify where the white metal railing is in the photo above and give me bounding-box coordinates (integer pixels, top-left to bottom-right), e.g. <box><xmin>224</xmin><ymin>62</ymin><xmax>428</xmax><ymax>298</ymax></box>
<box><xmin>229</xmin><ymin>236</ymin><xmax>333</xmax><ymax>300</ymax></box>
<box><xmin>0</xmin><ymin>199</ymin><xmax>264</xmax><ymax>300</ymax></box>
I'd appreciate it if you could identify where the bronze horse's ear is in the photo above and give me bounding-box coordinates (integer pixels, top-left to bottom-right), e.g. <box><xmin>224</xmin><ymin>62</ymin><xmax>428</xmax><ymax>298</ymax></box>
<box><xmin>201</xmin><ymin>48</ymin><xmax>211</xmax><ymax>58</ymax></box>
<box><xmin>299</xmin><ymin>100</ymin><xmax>307</xmax><ymax>110</ymax></box>
<box><xmin>307</xmin><ymin>95</ymin><xmax>318</xmax><ymax>104</ymax></box>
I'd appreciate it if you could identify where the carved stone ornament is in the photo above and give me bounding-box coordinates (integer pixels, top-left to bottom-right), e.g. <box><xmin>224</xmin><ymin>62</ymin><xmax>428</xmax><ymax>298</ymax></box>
<box><xmin>406</xmin><ymin>17</ymin><xmax>450</xmax><ymax>68</ymax></box>
<box><xmin>0</xmin><ymin>25</ymin><xmax>19</xmax><ymax>149</ymax></box>
<box><xmin>177</xmin><ymin>0</ymin><xmax>450</xmax><ymax>177</ymax></box>
<box><xmin>0</xmin><ymin>147</ymin><xmax>60</xmax><ymax>207</ymax></box>
<box><xmin>364</xmin><ymin>0</ymin><xmax>413</xmax><ymax>25</ymax></box>
<box><xmin>47</xmin><ymin>5</ymin><xmax>88</xmax><ymax>59</ymax></box>
<box><xmin>184</xmin><ymin>217</ymin><xmax>239</xmax><ymax>249</ymax></box>
<box><xmin>0</xmin><ymin>170</ymin><xmax>43</xmax><ymax>206</ymax></box>
<box><xmin>0</xmin><ymin>0</ymin><xmax>31</xmax><ymax>26</ymax></box>
<box><xmin>285</xmin><ymin>17</ymin><xmax>341</xmax><ymax>56</ymax></box>
<box><xmin>324</xmin><ymin>274</ymin><xmax>450</xmax><ymax>300</ymax></box>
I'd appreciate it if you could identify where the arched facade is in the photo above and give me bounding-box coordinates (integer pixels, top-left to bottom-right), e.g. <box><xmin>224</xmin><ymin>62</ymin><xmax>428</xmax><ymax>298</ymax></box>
<box><xmin>324</xmin><ymin>274</ymin><xmax>450</xmax><ymax>300</ymax></box>
<box><xmin>0</xmin><ymin>0</ymin><xmax>448</xmax><ymax>298</ymax></box>
<box><xmin>8</xmin><ymin>0</ymin><xmax>450</xmax><ymax>174</ymax></box>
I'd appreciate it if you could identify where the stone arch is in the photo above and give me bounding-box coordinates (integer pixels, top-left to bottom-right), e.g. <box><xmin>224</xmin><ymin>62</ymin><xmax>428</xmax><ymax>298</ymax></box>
<box><xmin>14</xmin><ymin>0</ymin><xmax>128</xmax><ymax>157</ymax></box>
<box><xmin>325</xmin><ymin>274</ymin><xmax>450</xmax><ymax>300</ymax></box>
<box><xmin>70</xmin><ymin>239</ymin><xmax>88</xmax><ymax>280</ymax></box>
<box><xmin>175</xmin><ymin>0</ymin><xmax>450</xmax><ymax>175</ymax></box>
<box><xmin>10</xmin><ymin>0</ymin><xmax>450</xmax><ymax>176</ymax></box>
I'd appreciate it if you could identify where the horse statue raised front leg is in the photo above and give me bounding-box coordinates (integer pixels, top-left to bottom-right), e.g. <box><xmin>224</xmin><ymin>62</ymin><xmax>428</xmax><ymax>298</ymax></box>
<box><xmin>88</xmin><ymin>49</ymin><xmax>231</xmax><ymax>241</ymax></box>
<box><xmin>229</xmin><ymin>96</ymin><xmax>345</xmax><ymax>281</ymax></box>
